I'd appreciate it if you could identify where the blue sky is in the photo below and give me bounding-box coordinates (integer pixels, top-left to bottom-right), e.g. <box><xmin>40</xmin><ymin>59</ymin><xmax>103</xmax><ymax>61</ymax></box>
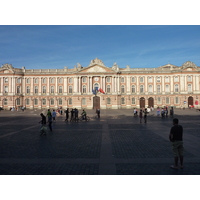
<box><xmin>1</xmin><ymin>25</ymin><xmax>200</xmax><ymax>69</ymax></box>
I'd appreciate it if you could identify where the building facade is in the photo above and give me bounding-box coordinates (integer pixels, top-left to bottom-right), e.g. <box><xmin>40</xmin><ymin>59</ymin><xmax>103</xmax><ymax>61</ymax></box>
<box><xmin>0</xmin><ymin>58</ymin><xmax>200</xmax><ymax>110</ymax></box>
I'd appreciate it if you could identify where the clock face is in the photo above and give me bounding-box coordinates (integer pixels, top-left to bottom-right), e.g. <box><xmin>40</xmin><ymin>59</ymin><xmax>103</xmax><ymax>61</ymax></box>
<box><xmin>94</xmin><ymin>77</ymin><xmax>99</xmax><ymax>81</ymax></box>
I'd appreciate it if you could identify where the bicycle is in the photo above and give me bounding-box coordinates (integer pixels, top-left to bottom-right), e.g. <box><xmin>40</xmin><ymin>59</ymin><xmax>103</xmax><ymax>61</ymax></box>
<box><xmin>78</xmin><ymin>115</ymin><xmax>90</xmax><ymax>122</ymax></box>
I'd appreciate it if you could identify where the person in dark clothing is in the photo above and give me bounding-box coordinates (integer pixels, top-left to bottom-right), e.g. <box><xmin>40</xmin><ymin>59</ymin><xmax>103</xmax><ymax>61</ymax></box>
<box><xmin>169</xmin><ymin>118</ymin><xmax>183</xmax><ymax>169</ymax></box>
<box><xmin>39</xmin><ymin>113</ymin><xmax>47</xmax><ymax>135</ymax></box>
<box><xmin>74</xmin><ymin>108</ymin><xmax>79</xmax><ymax>122</ymax></box>
<box><xmin>65</xmin><ymin>108</ymin><xmax>69</xmax><ymax>122</ymax></box>
<box><xmin>96</xmin><ymin>108</ymin><xmax>100</xmax><ymax>118</ymax></box>
<box><xmin>70</xmin><ymin>109</ymin><xmax>74</xmax><ymax>122</ymax></box>
<box><xmin>143</xmin><ymin>108</ymin><xmax>148</xmax><ymax>123</ymax></box>
<box><xmin>48</xmin><ymin>112</ymin><xmax>53</xmax><ymax>131</ymax></box>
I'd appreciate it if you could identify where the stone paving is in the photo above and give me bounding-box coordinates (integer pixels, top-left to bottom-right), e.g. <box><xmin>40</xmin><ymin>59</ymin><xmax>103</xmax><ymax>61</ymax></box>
<box><xmin>0</xmin><ymin>108</ymin><xmax>200</xmax><ymax>175</ymax></box>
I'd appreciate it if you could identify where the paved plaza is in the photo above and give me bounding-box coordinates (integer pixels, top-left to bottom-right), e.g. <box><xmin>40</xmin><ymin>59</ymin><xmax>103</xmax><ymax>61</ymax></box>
<box><xmin>0</xmin><ymin>108</ymin><xmax>200</xmax><ymax>175</ymax></box>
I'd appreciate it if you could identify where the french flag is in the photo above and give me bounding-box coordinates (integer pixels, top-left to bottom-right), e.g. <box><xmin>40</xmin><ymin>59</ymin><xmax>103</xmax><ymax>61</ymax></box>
<box><xmin>98</xmin><ymin>88</ymin><xmax>105</xmax><ymax>94</ymax></box>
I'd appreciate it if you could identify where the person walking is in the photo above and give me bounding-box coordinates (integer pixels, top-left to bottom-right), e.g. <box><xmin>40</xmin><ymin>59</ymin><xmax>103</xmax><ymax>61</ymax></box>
<box><xmin>52</xmin><ymin>109</ymin><xmax>57</xmax><ymax>122</ymax></box>
<box><xmin>39</xmin><ymin>113</ymin><xmax>47</xmax><ymax>135</ymax></box>
<box><xmin>96</xmin><ymin>108</ymin><xmax>100</xmax><ymax>118</ymax></box>
<box><xmin>143</xmin><ymin>108</ymin><xmax>148</xmax><ymax>123</ymax></box>
<box><xmin>47</xmin><ymin>112</ymin><xmax>53</xmax><ymax>131</ymax></box>
<box><xmin>170</xmin><ymin>107</ymin><xmax>174</xmax><ymax>118</ymax></box>
<box><xmin>169</xmin><ymin>118</ymin><xmax>184</xmax><ymax>169</ymax></box>
<box><xmin>74</xmin><ymin>108</ymin><xmax>79</xmax><ymax>122</ymax></box>
<box><xmin>65</xmin><ymin>108</ymin><xmax>69</xmax><ymax>122</ymax></box>
<box><xmin>70</xmin><ymin>109</ymin><xmax>74</xmax><ymax>122</ymax></box>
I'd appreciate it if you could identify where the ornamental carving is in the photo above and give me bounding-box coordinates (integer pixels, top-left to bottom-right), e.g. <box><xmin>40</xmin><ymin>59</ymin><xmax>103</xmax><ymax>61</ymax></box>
<box><xmin>182</xmin><ymin>61</ymin><xmax>197</xmax><ymax>69</ymax></box>
<box><xmin>1</xmin><ymin>63</ymin><xmax>14</xmax><ymax>70</ymax></box>
<box><xmin>89</xmin><ymin>58</ymin><xmax>105</xmax><ymax>66</ymax></box>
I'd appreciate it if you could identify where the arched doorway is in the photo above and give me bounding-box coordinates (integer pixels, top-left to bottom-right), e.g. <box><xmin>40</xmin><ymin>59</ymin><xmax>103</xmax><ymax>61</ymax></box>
<box><xmin>148</xmin><ymin>97</ymin><xmax>154</xmax><ymax>107</ymax></box>
<box><xmin>140</xmin><ymin>97</ymin><xmax>145</xmax><ymax>108</ymax></box>
<box><xmin>188</xmin><ymin>96</ymin><xmax>193</xmax><ymax>107</ymax></box>
<box><xmin>93</xmin><ymin>96</ymin><xmax>100</xmax><ymax>109</ymax></box>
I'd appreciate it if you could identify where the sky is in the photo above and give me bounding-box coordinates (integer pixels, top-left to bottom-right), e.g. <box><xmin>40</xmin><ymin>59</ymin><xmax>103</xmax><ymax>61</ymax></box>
<box><xmin>1</xmin><ymin>25</ymin><xmax>200</xmax><ymax>70</ymax></box>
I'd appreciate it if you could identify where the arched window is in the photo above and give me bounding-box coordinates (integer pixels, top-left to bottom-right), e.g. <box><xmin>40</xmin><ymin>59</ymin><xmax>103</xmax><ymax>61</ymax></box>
<box><xmin>4</xmin><ymin>86</ymin><xmax>8</xmax><ymax>93</ymax></box>
<box><xmin>26</xmin><ymin>99</ymin><xmax>30</xmax><ymax>105</ymax></box>
<box><xmin>4</xmin><ymin>78</ymin><xmax>8</xmax><ymax>83</ymax></box>
<box><xmin>17</xmin><ymin>78</ymin><xmax>21</xmax><ymax>83</ymax></box>
<box><xmin>188</xmin><ymin>84</ymin><xmax>192</xmax><ymax>92</ymax></box>
<box><xmin>94</xmin><ymin>83</ymin><xmax>99</xmax><ymax>90</ymax></box>
<box><xmin>34</xmin><ymin>99</ymin><xmax>38</xmax><ymax>105</ymax></box>
<box><xmin>131</xmin><ymin>85</ymin><xmax>136</xmax><ymax>93</ymax></box>
<box><xmin>107</xmin><ymin>98</ymin><xmax>111</xmax><ymax>105</ymax></box>
<box><xmin>50</xmin><ymin>78</ymin><xmax>54</xmax><ymax>84</ymax></box>
<box><xmin>42</xmin><ymin>99</ymin><xmax>46</xmax><ymax>105</ymax></box>
<box><xmin>121</xmin><ymin>77</ymin><xmax>125</xmax><ymax>83</ymax></box>
<box><xmin>42</xmin><ymin>86</ymin><xmax>46</xmax><ymax>94</ymax></box>
<box><xmin>58</xmin><ymin>98</ymin><xmax>62</xmax><ymax>105</ymax></box>
<box><xmin>69</xmin><ymin>78</ymin><xmax>72</xmax><ymax>83</ymax></box>
<box><xmin>106</xmin><ymin>77</ymin><xmax>111</xmax><ymax>83</ymax></box>
<box><xmin>51</xmin><ymin>86</ymin><xmax>54</xmax><ymax>93</ymax></box>
<box><xmin>165</xmin><ymin>77</ymin><xmax>169</xmax><ymax>82</ymax></box>
<box><xmin>4</xmin><ymin>98</ymin><xmax>8</xmax><ymax>105</ymax></box>
<box><xmin>82</xmin><ymin>77</ymin><xmax>86</xmax><ymax>83</ymax></box>
<box><xmin>106</xmin><ymin>85</ymin><xmax>111</xmax><ymax>93</ymax></box>
<box><xmin>17</xmin><ymin>86</ymin><xmax>21</xmax><ymax>94</ymax></box>
<box><xmin>165</xmin><ymin>84</ymin><xmax>169</xmax><ymax>92</ymax></box>
<box><xmin>69</xmin><ymin>86</ymin><xmax>72</xmax><ymax>93</ymax></box>
<box><xmin>174</xmin><ymin>84</ymin><xmax>179</xmax><ymax>92</ymax></box>
<box><xmin>26</xmin><ymin>86</ymin><xmax>30</xmax><ymax>93</ymax></box>
<box><xmin>148</xmin><ymin>77</ymin><xmax>152</xmax><ymax>83</ymax></box>
<box><xmin>140</xmin><ymin>85</ymin><xmax>144</xmax><ymax>93</ymax></box>
<box><xmin>174</xmin><ymin>76</ymin><xmax>179</xmax><ymax>82</ymax></box>
<box><xmin>148</xmin><ymin>85</ymin><xmax>153</xmax><ymax>93</ymax></box>
<box><xmin>42</xmin><ymin>78</ymin><xmax>46</xmax><ymax>84</ymax></box>
<box><xmin>34</xmin><ymin>78</ymin><xmax>38</xmax><ymax>84</ymax></box>
<box><xmin>132</xmin><ymin>97</ymin><xmax>136</xmax><ymax>104</ymax></box>
<box><xmin>50</xmin><ymin>98</ymin><xmax>54</xmax><ymax>105</ymax></box>
<box><xmin>131</xmin><ymin>77</ymin><xmax>135</xmax><ymax>83</ymax></box>
<box><xmin>16</xmin><ymin>98</ymin><xmax>20</xmax><ymax>105</ymax></box>
<box><xmin>187</xmin><ymin>76</ymin><xmax>192</xmax><ymax>82</ymax></box>
<box><xmin>157</xmin><ymin>85</ymin><xmax>161</xmax><ymax>93</ymax></box>
<box><xmin>34</xmin><ymin>86</ymin><xmax>38</xmax><ymax>94</ymax></box>
<box><xmin>59</xmin><ymin>78</ymin><xmax>63</xmax><ymax>83</ymax></box>
<box><xmin>82</xmin><ymin>98</ymin><xmax>86</xmax><ymax>105</ymax></box>
<box><xmin>166</xmin><ymin>97</ymin><xmax>170</xmax><ymax>104</ymax></box>
<box><xmin>59</xmin><ymin>86</ymin><xmax>63</xmax><ymax>93</ymax></box>
<box><xmin>82</xmin><ymin>85</ymin><xmax>86</xmax><ymax>93</ymax></box>
<box><xmin>69</xmin><ymin>98</ymin><xmax>72</xmax><ymax>105</ymax></box>
<box><xmin>26</xmin><ymin>78</ymin><xmax>30</xmax><ymax>84</ymax></box>
<box><xmin>140</xmin><ymin>77</ymin><xmax>144</xmax><ymax>83</ymax></box>
<box><xmin>121</xmin><ymin>97</ymin><xmax>125</xmax><ymax>104</ymax></box>
<box><xmin>121</xmin><ymin>85</ymin><xmax>125</xmax><ymax>93</ymax></box>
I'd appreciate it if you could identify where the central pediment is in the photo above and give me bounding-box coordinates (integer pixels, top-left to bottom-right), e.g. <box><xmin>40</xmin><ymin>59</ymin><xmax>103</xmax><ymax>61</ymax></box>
<box><xmin>80</xmin><ymin>65</ymin><xmax>113</xmax><ymax>73</ymax></box>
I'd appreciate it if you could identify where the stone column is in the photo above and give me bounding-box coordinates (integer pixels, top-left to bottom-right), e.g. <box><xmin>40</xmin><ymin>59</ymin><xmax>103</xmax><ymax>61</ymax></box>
<box><xmin>0</xmin><ymin>78</ymin><xmax>3</xmax><ymax>93</ymax></box>
<box><xmin>64</xmin><ymin>77</ymin><xmax>67</xmax><ymax>94</ymax></box>
<box><xmin>153</xmin><ymin>76</ymin><xmax>156</xmax><ymax>93</ymax></box>
<box><xmin>22</xmin><ymin>77</ymin><xmax>25</xmax><ymax>95</ymax></box>
<box><xmin>170</xmin><ymin>76</ymin><xmax>173</xmax><ymax>92</ymax></box>
<box><xmin>39</xmin><ymin>77</ymin><xmax>41</xmax><ymax>94</ymax></box>
<box><xmin>55</xmin><ymin>77</ymin><xmax>58</xmax><ymax>94</ymax></box>
<box><xmin>47</xmin><ymin>77</ymin><xmax>49</xmax><ymax>94</ymax></box>
<box><xmin>184</xmin><ymin>75</ymin><xmax>187</xmax><ymax>92</ymax></box>
<box><xmin>74</xmin><ymin>77</ymin><xmax>77</xmax><ymax>93</ymax></box>
<box><xmin>127</xmin><ymin>76</ymin><xmax>130</xmax><ymax>94</ymax></box>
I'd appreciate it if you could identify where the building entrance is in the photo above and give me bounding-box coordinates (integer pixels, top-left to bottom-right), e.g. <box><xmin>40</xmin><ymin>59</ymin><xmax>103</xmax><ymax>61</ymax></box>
<box><xmin>140</xmin><ymin>97</ymin><xmax>145</xmax><ymax>108</ymax></box>
<box><xmin>148</xmin><ymin>97</ymin><xmax>154</xmax><ymax>107</ymax></box>
<box><xmin>188</xmin><ymin>96</ymin><xmax>193</xmax><ymax>107</ymax></box>
<box><xmin>93</xmin><ymin>96</ymin><xmax>100</xmax><ymax>109</ymax></box>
